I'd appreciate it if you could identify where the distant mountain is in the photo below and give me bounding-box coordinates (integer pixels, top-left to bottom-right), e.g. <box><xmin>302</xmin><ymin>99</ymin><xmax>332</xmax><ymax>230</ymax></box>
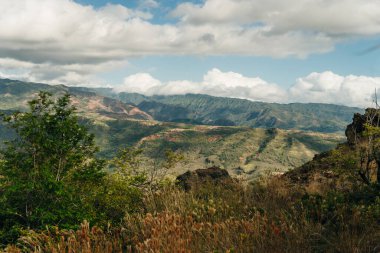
<box><xmin>1</xmin><ymin>79</ymin><xmax>361</xmax><ymax>133</ymax></box>
<box><xmin>0</xmin><ymin>79</ymin><xmax>152</xmax><ymax>121</ymax></box>
<box><xmin>116</xmin><ymin>93</ymin><xmax>362</xmax><ymax>133</ymax></box>
<box><xmin>0</xmin><ymin>78</ymin><xmax>349</xmax><ymax>180</ymax></box>
<box><xmin>88</xmin><ymin>118</ymin><xmax>344</xmax><ymax>179</ymax></box>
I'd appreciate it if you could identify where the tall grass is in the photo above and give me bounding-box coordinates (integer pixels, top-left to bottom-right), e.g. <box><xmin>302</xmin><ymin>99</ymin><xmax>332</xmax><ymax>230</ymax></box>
<box><xmin>3</xmin><ymin>178</ymin><xmax>380</xmax><ymax>253</ymax></box>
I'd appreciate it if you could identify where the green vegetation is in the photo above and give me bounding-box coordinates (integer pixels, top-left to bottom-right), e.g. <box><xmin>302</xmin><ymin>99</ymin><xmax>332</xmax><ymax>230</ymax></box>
<box><xmin>0</xmin><ymin>78</ymin><xmax>355</xmax><ymax>180</ymax></box>
<box><xmin>139</xmin><ymin>126</ymin><xmax>343</xmax><ymax>179</ymax></box>
<box><xmin>1</xmin><ymin>86</ymin><xmax>379</xmax><ymax>252</ymax></box>
<box><xmin>0</xmin><ymin>78</ymin><xmax>347</xmax><ymax>180</ymax></box>
<box><xmin>119</xmin><ymin>93</ymin><xmax>362</xmax><ymax>133</ymax></box>
<box><xmin>0</xmin><ymin>78</ymin><xmax>152</xmax><ymax>122</ymax></box>
<box><xmin>0</xmin><ymin>93</ymin><xmax>149</xmax><ymax>246</ymax></box>
<box><xmin>2</xmin><ymin>179</ymin><xmax>380</xmax><ymax>252</ymax></box>
<box><xmin>286</xmin><ymin>108</ymin><xmax>380</xmax><ymax>193</ymax></box>
<box><xmin>0</xmin><ymin>78</ymin><xmax>361</xmax><ymax>134</ymax></box>
<box><xmin>1</xmin><ymin>109</ymin><xmax>344</xmax><ymax>181</ymax></box>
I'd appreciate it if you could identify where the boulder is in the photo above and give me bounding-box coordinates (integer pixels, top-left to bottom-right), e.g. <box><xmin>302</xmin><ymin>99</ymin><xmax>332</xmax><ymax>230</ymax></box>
<box><xmin>176</xmin><ymin>166</ymin><xmax>232</xmax><ymax>191</ymax></box>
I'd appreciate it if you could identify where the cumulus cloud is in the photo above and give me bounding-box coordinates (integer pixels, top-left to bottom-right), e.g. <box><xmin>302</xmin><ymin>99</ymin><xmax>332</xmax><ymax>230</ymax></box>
<box><xmin>115</xmin><ymin>69</ymin><xmax>380</xmax><ymax>108</ymax></box>
<box><xmin>1</xmin><ymin>0</ymin><xmax>380</xmax><ymax>65</ymax></box>
<box><xmin>115</xmin><ymin>73</ymin><xmax>162</xmax><ymax>94</ymax></box>
<box><xmin>115</xmin><ymin>68</ymin><xmax>286</xmax><ymax>103</ymax></box>
<box><xmin>172</xmin><ymin>0</ymin><xmax>380</xmax><ymax>37</ymax></box>
<box><xmin>0</xmin><ymin>57</ymin><xmax>127</xmax><ymax>86</ymax></box>
<box><xmin>1</xmin><ymin>0</ymin><xmax>380</xmax><ymax>86</ymax></box>
<box><xmin>289</xmin><ymin>71</ymin><xmax>380</xmax><ymax>107</ymax></box>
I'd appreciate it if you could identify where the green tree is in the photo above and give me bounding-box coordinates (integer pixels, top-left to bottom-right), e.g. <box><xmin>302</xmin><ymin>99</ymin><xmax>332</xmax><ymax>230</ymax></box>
<box><xmin>0</xmin><ymin>92</ymin><xmax>105</xmax><ymax>243</ymax></box>
<box><xmin>91</xmin><ymin>147</ymin><xmax>148</xmax><ymax>224</ymax></box>
<box><xmin>89</xmin><ymin>147</ymin><xmax>184</xmax><ymax>224</ymax></box>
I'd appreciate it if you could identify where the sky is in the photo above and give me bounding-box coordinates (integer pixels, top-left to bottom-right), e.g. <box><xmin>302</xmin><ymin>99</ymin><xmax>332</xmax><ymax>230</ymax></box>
<box><xmin>1</xmin><ymin>0</ymin><xmax>380</xmax><ymax>107</ymax></box>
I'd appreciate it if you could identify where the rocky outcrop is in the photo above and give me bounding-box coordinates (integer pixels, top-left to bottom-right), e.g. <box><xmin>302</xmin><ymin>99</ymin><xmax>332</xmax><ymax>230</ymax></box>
<box><xmin>176</xmin><ymin>166</ymin><xmax>232</xmax><ymax>191</ymax></box>
<box><xmin>345</xmin><ymin>113</ymin><xmax>366</xmax><ymax>145</ymax></box>
<box><xmin>345</xmin><ymin>109</ymin><xmax>380</xmax><ymax>145</ymax></box>
<box><xmin>286</xmin><ymin>108</ymin><xmax>380</xmax><ymax>193</ymax></box>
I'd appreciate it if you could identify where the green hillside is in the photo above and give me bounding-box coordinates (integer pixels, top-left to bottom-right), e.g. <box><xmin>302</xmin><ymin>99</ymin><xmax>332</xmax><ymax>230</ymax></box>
<box><xmin>116</xmin><ymin>93</ymin><xmax>362</xmax><ymax>133</ymax></box>
<box><xmin>0</xmin><ymin>78</ymin><xmax>347</xmax><ymax>180</ymax></box>
<box><xmin>0</xmin><ymin>78</ymin><xmax>361</xmax><ymax>133</ymax></box>
<box><xmin>2</xmin><ymin>83</ymin><xmax>377</xmax><ymax>253</ymax></box>
<box><xmin>0</xmin><ymin>79</ymin><xmax>152</xmax><ymax>121</ymax></box>
<box><xmin>73</xmin><ymin>118</ymin><xmax>343</xmax><ymax>180</ymax></box>
<box><xmin>0</xmin><ymin>112</ymin><xmax>344</xmax><ymax>180</ymax></box>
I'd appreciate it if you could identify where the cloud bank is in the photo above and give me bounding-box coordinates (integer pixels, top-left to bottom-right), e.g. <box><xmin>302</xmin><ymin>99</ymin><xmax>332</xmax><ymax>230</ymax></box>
<box><xmin>1</xmin><ymin>0</ymin><xmax>380</xmax><ymax>107</ymax></box>
<box><xmin>115</xmin><ymin>69</ymin><xmax>380</xmax><ymax>108</ymax></box>
<box><xmin>1</xmin><ymin>0</ymin><xmax>380</xmax><ymax>84</ymax></box>
<box><xmin>290</xmin><ymin>72</ymin><xmax>380</xmax><ymax>107</ymax></box>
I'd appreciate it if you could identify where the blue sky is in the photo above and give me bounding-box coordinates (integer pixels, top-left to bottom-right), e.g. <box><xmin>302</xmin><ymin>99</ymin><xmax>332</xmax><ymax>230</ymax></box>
<box><xmin>78</xmin><ymin>0</ymin><xmax>380</xmax><ymax>87</ymax></box>
<box><xmin>1</xmin><ymin>0</ymin><xmax>380</xmax><ymax>107</ymax></box>
<box><xmin>103</xmin><ymin>38</ymin><xmax>380</xmax><ymax>87</ymax></box>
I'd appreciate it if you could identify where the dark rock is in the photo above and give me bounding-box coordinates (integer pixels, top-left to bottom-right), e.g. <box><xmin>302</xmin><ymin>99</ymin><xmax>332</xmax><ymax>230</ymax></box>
<box><xmin>285</xmin><ymin>108</ymin><xmax>380</xmax><ymax>192</ymax></box>
<box><xmin>345</xmin><ymin>112</ymin><xmax>366</xmax><ymax>145</ymax></box>
<box><xmin>176</xmin><ymin>166</ymin><xmax>232</xmax><ymax>191</ymax></box>
<box><xmin>346</xmin><ymin>108</ymin><xmax>380</xmax><ymax>145</ymax></box>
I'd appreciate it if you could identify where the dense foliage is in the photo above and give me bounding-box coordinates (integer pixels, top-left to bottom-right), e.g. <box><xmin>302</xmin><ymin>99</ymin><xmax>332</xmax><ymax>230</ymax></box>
<box><xmin>0</xmin><ymin>93</ymin><xmax>146</xmax><ymax>246</ymax></box>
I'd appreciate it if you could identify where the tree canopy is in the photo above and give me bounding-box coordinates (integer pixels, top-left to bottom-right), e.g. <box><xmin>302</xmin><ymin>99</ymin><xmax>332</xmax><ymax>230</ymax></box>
<box><xmin>0</xmin><ymin>92</ymin><xmax>105</xmax><ymax>243</ymax></box>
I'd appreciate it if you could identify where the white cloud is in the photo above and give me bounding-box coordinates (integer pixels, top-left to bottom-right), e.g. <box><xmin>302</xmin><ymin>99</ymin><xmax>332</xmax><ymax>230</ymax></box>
<box><xmin>0</xmin><ymin>57</ymin><xmax>127</xmax><ymax>87</ymax></box>
<box><xmin>289</xmin><ymin>71</ymin><xmax>380</xmax><ymax>107</ymax></box>
<box><xmin>138</xmin><ymin>0</ymin><xmax>159</xmax><ymax>9</ymax></box>
<box><xmin>1</xmin><ymin>0</ymin><xmax>379</xmax><ymax>66</ymax></box>
<box><xmin>115</xmin><ymin>69</ymin><xmax>380</xmax><ymax>108</ymax></box>
<box><xmin>115</xmin><ymin>73</ymin><xmax>162</xmax><ymax>94</ymax></box>
<box><xmin>1</xmin><ymin>0</ymin><xmax>380</xmax><ymax>87</ymax></box>
<box><xmin>172</xmin><ymin>0</ymin><xmax>380</xmax><ymax>37</ymax></box>
<box><xmin>114</xmin><ymin>68</ymin><xmax>287</xmax><ymax>103</ymax></box>
<box><xmin>200</xmin><ymin>69</ymin><xmax>287</xmax><ymax>102</ymax></box>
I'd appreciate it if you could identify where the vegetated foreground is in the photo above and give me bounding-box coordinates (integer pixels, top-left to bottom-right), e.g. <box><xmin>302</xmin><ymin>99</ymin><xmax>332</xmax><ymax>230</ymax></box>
<box><xmin>3</xmin><ymin>179</ymin><xmax>380</xmax><ymax>253</ymax></box>
<box><xmin>1</xmin><ymin>92</ymin><xmax>380</xmax><ymax>252</ymax></box>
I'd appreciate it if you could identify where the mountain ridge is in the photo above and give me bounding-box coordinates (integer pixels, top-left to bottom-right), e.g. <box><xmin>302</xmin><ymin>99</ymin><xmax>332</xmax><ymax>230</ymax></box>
<box><xmin>0</xmin><ymin>78</ymin><xmax>352</xmax><ymax>180</ymax></box>
<box><xmin>0</xmin><ymin>78</ymin><xmax>363</xmax><ymax>134</ymax></box>
<box><xmin>0</xmin><ymin>78</ymin><xmax>153</xmax><ymax>121</ymax></box>
<box><xmin>117</xmin><ymin>92</ymin><xmax>362</xmax><ymax>133</ymax></box>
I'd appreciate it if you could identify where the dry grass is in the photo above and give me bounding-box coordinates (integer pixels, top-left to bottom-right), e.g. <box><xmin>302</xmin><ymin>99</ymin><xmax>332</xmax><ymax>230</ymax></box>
<box><xmin>3</xmin><ymin>221</ymin><xmax>131</xmax><ymax>253</ymax></box>
<box><xmin>3</xmin><ymin>179</ymin><xmax>380</xmax><ymax>253</ymax></box>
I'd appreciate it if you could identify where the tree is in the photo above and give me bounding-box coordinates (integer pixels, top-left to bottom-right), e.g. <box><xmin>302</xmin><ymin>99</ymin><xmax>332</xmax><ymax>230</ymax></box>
<box><xmin>108</xmin><ymin>147</ymin><xmax>183</xmax><ymax>190</ymax></box>
<box><xmin>0</xmin><ymin>92</ymin><xmax>105</xmax><ymax>243</ymax></box>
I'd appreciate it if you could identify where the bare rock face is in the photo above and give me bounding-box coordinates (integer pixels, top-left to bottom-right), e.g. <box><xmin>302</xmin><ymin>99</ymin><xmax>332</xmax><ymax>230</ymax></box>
<box><xmin>176</xmin><ymin>166</ymin><xmax>232</xmax><ymax>191</ymax></box>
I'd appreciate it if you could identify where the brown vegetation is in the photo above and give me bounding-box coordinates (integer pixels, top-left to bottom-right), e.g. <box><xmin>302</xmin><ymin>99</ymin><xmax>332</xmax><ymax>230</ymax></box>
<box><xmin>3</xmin><ymin>178</ymin><xmax>380</xmax><ymax>253</ymax></box>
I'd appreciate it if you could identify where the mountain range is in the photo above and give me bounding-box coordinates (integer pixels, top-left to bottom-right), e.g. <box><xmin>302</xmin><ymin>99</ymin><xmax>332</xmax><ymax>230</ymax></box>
<box><xmin>0</xmin><ymin>78</ymin><xmax>361</xmax><ymax>179</ymax></box>
<box><xmin>108</xmin><ymin>91</ymin><xmax>361</xmax><ymax>133</ymax></box>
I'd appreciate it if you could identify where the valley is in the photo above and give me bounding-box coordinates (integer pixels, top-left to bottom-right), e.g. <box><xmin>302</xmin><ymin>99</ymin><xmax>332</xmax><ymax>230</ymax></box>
<box><xmin>0</xmin><ymin>78</ymin><xmax>351</xmax><ymax>180</ymax></box>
